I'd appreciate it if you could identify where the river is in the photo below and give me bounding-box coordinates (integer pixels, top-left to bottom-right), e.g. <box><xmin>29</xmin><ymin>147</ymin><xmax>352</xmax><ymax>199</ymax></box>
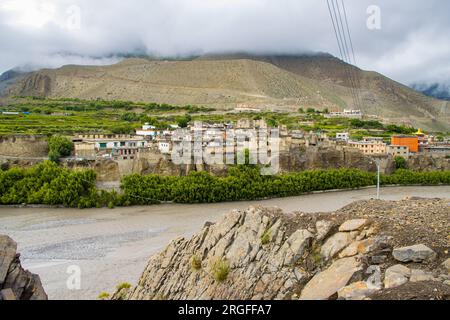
<box><xmin>0</xmin><ymin>185</ymin><xmax>449</xmax><ymax>300</ymax></box>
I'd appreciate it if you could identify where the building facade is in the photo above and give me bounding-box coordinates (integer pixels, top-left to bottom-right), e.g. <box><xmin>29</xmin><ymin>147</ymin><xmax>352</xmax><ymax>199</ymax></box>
<box><xmin>348</xmin><ymin>137</ymin><xmax>387</xmax><ymax>155</ymax></box>
<box><xmin>391</xmin><ymin>136</ymin><xmax>419</xmax><ymax>153</ymax></box>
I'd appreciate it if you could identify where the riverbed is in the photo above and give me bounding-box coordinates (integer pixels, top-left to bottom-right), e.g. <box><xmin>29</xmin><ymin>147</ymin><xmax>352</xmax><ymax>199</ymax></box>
<box><xmin>0</xmin><ymin>186</ymin><xmax>449</xmax><ymax>300</ymax></box>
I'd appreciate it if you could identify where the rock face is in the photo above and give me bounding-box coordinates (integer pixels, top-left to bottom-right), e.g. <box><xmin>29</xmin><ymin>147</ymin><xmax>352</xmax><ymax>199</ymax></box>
<box><xmin>114</xmin><ymin>199</ymin><xmax>450</xmax><ymax>301</ymax></box>
<box><xmin>0</xmin><ymin>235</ymin><xmax>47</xmax><ymax>300</ymax></box>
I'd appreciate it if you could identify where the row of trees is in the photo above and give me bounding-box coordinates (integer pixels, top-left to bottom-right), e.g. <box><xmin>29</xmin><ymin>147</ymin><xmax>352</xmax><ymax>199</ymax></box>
<box><xmin>1</xmin><ymin>163</ymin><xmax>449</xmax><ymax>208</ymax></box>
<box><xmin>121</xmin><ymin>166</ymin><xmax>450</xmax><ymax>205</ymax></box>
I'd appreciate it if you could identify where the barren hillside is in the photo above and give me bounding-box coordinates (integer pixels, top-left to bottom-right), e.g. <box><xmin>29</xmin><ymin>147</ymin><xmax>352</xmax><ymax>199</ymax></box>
<box><xmin>4</xmin><ymin>54</ymin><xmax>450</xmax><ymax>131</ymax></box>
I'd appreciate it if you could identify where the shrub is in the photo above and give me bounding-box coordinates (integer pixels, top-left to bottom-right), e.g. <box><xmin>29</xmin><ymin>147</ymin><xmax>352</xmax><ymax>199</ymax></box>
<box><xmin>191</xmin><ymin>254</ymin><xmax>202</xmax><ymax>270</ymax></box>
<box><xmin>394</xmin><ymin>156</ymin><xmax>407</xmax><ymax>170</ymax></box>
<box><xmin>116</xmin><ymin>282</ymin><xmax>132</xmax><ymax>291</ymax></box>
<box><xmin>97</xmin><ymin>292</ymin><xmax>110</xmax><ymax>300</ymax></box>
<box><xmin>210</xmin><ymin>258</ymin><xmax>230</xmax><ymax>283</ymax></box>
<box><xmin>48</xmin><ymin>136</ymin><xmax>73</xmax><ymax>163</ymax></box>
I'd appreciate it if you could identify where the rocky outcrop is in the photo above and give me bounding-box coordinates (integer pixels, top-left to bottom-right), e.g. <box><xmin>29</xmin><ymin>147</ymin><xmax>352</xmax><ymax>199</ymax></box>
<box><xmin>278</xmin><ymin>145</ymin><xmax>393</xmax><ymax>174</ymax></box>
<box><xmin>16</xmin><ymin>72</ymin><xmax>52</xmax><ymax>97</ymax></box>
<box><xmin>0</xmin><ymin>235</ymin><xmax>47</xmax><ymax>300</ymax></box>
<box><xmin>407</xmin><ymin>154</ymin><xmax>450</xmax><ymax>172</ymax></box>
<box><xmin>113</xmin><ymin>198</ymin><xmax>450</xmax><ymax>300</ymax></box>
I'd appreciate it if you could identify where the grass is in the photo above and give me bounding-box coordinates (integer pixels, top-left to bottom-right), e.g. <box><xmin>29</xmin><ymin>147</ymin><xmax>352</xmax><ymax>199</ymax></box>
<box><xmin>261</xmin><ymin>229</ymin><xmax>272</xmax><ymax>245</ymax></box>
<box><xmin>311</xmin><ymin>243</ymin><xmax>322</xmax><ymax>266</ymax></box>
<box><xmin>191</xmin><ymin>254</ymin><xmax>202</xmax><ymax>270</ymax></box>
<box><xmin>116</xmin><ymin>282</ymin><xmax>132</xmax><ymax>291</ymax></box>
<box><xmin>97</xmin><ymin>292</ymin><xmax>110</xmax><ymax>300</ymax></box>
<box><xmin>210</xmin><ymin>258</ymin><xmax>230</xmax><ymax>283</ymax></box>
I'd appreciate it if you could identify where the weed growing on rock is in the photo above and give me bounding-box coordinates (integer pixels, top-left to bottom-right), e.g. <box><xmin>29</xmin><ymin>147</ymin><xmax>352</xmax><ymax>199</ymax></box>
<box><xmin>261</xmin><ymin>229</ymin><xmax>272</xmax><ymax>245</ymax></box>
<box><xmin>98</xmin><ymin>292</ymin><xmax>110</xmax><ymax>300</ymax></box>
<box><xmin>211</xmin><ymin>258</ymin><xmax>230</xmax><ymax>282</ymax></box>
<box><xmin>116</xmin><ymin>282</ymin><xmax>131</xmax><ymax>291</ymax></box>
<box><xmin>191</xmin><ymin>254</ymin><xmax>202</xmax><ymax>270</ymax></box>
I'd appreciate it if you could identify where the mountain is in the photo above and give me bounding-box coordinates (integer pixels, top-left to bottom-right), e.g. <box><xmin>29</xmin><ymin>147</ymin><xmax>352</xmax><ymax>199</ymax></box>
<box><xmin>0</xmin><ymin>69</ymin><xmax>28</xmax><ymax>96</ymax></box>
<box><xmin>411</xmin><ymin>82</ymin><xmax>450</xmax><ymax>101</ymax></box>
<box><xmin>3</xmin><ymin>54</ymin><xmax>450</xmax><ymax>131</ymax></box>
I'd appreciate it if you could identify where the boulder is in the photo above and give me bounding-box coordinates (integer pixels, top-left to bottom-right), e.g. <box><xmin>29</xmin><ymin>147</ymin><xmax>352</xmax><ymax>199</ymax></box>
<box><xmin>409</xmin><ymin>269</ymin><xmax>436</xmax><ymax>282</ymax></box>
<box><xmin>392</xmin><ymin>244</ymin><xmax>437</xmax><ymax>263</ymax></box>
<box><xmin>384</xmin><ymin>264</ymin><xmax>411</xmax><ymax>289</ymax></box>
<box><xmin>315</xmin><ymin>220</ymin><xmax>334</xmax><ymax>241</ymax></box>
<box><xmin>299</xmin><ymin>257</ymin><xmax>362</xmax><ymax>300</ymax></box>
<box><xmin>339</xmin><ymin>237</ymin><xmax>381</xmax><ymax>258</ymax></box>
<box><xmin>366</xmin><ymin>265</ymin><xmax>383</xmax><ymax>290</ymax></box>
<box><xmin>321</xmin><ymin>232</ymin><xmax>358</xmax><ymax>260</ymax></box>
<box><xmin>338</xmin><ymin>281</ymin><xmax>379</xmax><ymax>300</ymax></box>
<box><xmin>339</xmin><ymin>219</ymin><xmax>369</xmax><ymax>232</ymax></box>
<box><xmin>0</xmin><ymin>288</ymin><xmax>16</xmax><ymax>300</ymax></box>
<box><xmin>0</xmin><ymin>235</ymin><xmax>47</xmax><ymax>300</ymax></box>
<box><xmin>0</xmin><ymin>236</ymin><xmax>17</xmax><ymax>285</ymax></box>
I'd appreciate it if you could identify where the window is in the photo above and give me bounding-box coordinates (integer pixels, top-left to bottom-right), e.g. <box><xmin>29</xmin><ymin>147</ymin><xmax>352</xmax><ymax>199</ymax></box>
<box><xmin>99</xmin><ymin>143</ymin><xmax>107</xmax><ymax>149</ymax></box>
<box><xmin>120</xmin><ymin>142</ymin><xmax>126</xmax><ymax>147</ymax></box>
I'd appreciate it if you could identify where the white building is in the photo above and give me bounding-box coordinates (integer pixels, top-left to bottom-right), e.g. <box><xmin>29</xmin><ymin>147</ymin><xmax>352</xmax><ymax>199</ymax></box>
<box><xmin>136</xmin><ymin>123</ymin><xmax>158</xmax><ymax>138</ymax></box>
<box><xmin>158</xmin><ymin>140</ymin><xmax>172</xmax><ymax>154</ymax></box>
<box><xmin>326</xmin><ymin>109</ymin><xmax>363</xmax><ymax>119</ymax></box>
<box><xmin>336</xmin><ymin>132</ymin><xmax>349</xmax><ymax>142</ymax></box>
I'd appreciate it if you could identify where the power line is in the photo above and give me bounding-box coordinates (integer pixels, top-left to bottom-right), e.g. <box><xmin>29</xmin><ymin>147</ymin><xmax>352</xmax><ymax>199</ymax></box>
<box><xmin>326</xmin><ymin>0</ymin><xmax>362</xmax><ymax>111</ymax></box>
<box><xmin>340</xmin><ymin>0</ymin><xmax>363</xmax><ymax>109</ymax></box>
<box><xmin>333</xmin><ymin>0</ymin><xmax>361</xmax><ymax>110</ymax></box>
<box><xmin>327</xmin><ymin>0</ymin><xmax>359</xmax><ymax>110</ymax></box>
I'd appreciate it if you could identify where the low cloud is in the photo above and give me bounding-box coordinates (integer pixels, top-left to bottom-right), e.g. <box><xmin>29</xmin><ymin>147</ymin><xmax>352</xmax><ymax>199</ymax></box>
<box><xmin>1</xmin><ymin>0</ymin><xmax>449</xmax><ymax>85</ymax></box>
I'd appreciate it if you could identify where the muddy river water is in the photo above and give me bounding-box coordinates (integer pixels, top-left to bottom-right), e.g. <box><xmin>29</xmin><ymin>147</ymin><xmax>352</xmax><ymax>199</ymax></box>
<box><xmin>0</xmin><ymin>186</ymin><xmax>449</xmax><ymax>300</ymax></box>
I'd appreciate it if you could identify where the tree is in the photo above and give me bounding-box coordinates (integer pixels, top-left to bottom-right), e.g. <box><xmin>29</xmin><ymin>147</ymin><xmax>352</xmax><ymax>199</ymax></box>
<box><xmin>48</xmin><ymin>136</ymin><xmax>74</xmax><ymax>163</ymax></box>
<box><xmin>394</xmin><ymin>156</ymin><xmax>407</xmax><ymax>170</ymax></box>
<box><xmin>177</xmin><ymin>115</ymin><xmax>192</xmax><ymax>128</ymax></box>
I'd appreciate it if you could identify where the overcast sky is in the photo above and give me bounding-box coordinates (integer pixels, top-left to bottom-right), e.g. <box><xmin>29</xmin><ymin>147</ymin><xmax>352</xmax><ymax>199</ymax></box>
<box><xmin>1</xmin><ymin>0</ymin><xmax>449</xmax><ymax>85</ymax></box>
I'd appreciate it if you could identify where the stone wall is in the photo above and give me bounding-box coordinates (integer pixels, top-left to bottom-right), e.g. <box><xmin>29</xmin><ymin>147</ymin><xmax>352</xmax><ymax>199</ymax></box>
<box><xmin>0</xmin><ymin>135</ymin><xmax>49</xmax><ymax>158</ymax></box>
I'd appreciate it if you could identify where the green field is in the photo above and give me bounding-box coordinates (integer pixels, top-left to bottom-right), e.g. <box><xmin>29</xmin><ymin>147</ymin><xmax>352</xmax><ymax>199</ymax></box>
<box><xmin>0</xmin><ymin>96</ymin><xmax>442</xmax><ymax>139</ymax></box>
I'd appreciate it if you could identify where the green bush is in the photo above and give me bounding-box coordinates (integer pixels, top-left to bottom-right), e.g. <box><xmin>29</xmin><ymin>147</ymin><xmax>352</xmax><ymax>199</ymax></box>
<box><xmin>48</xmin><ymin>136</ymin><xmax>73</xmax><ymax>163</ymax></box>
<box><xmin>394</xmin><ymin>156</ymin><xmax>407</xmax><ymax>170</ymax></box>
<box><xmin>0</xmin><ymin>161</ymin><xmax>105</xmax><ymax>207</ymax></box>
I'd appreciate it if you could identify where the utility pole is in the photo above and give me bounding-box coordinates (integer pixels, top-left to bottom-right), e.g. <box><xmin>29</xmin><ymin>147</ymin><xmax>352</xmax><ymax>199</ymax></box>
<box><xmin>377</xmin><ymin>161</ymin><xmax>380</xmax><ymax>200</ymax></box>
<box><xmin>374</xmin><ymin>158</ymin><xmax>381</xmax><ymax>200</ymax></box>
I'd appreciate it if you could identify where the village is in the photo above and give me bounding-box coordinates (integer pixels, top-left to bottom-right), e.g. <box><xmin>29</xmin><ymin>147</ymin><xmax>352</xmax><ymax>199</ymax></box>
<box><xmin>72</xmin><ymin>109</ymin><xmax>450</xmax><ymax>165</ymax></box>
